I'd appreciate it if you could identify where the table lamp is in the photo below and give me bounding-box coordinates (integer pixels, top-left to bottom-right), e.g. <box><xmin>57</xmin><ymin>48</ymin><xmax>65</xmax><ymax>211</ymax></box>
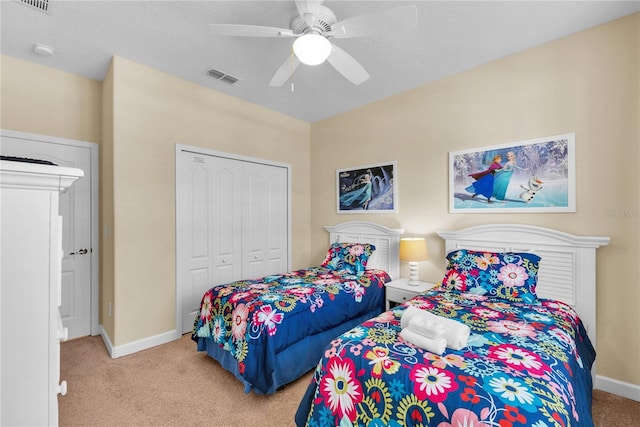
<box><xmin>399</xmin><ymin>237</ymin><xmax>429</xmax><ymax>285</ymax></box>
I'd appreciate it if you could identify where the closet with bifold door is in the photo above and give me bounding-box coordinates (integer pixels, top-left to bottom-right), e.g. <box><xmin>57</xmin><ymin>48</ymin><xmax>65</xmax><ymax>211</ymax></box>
<box><xmin>176</xmin><ymin>145</ymin><xmax>290</xmax><ymax>333</ymax></box>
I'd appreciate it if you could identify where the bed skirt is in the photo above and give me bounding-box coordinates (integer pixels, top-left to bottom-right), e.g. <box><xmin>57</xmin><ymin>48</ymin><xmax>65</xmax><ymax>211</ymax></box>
<box><xmin>195</xmin><ymin>306</ymin><xmax>384</xmax><ymax>394</ymax></box>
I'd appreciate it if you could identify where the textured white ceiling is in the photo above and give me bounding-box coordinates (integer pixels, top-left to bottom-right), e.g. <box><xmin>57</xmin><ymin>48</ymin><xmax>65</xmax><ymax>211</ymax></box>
<box><xmin>1</xmin><ymin>0</ymin><xmax>638</xmax><ymax>122</ymax></box>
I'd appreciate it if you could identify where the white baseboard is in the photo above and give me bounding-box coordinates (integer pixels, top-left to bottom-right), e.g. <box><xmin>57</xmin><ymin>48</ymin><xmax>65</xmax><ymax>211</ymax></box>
<box><xmin>595</xmin><ymin>375</ymin><xmax>640</xmax><ymax>401</ymax></box>
<box><xmin>99</xmin><ymin>325</ymin><xmax>115</xmax><ymax>356</ymax></box>
<box><xmin>99</xmin><ymin>325</ymin><xmax>181</xmax><ymax>358</ymax></box>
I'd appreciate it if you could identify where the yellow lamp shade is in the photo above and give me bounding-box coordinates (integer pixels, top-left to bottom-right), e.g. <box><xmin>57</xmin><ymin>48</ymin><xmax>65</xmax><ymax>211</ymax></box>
<box><xmin>399</xmin><ymin>237</ymin><xmax>428</xmax><ymax>285</ymax></box>
<box><xmin>399</xmin><ymin>238</ymin><xmax>429</xmax><ymax>262</ymax></box>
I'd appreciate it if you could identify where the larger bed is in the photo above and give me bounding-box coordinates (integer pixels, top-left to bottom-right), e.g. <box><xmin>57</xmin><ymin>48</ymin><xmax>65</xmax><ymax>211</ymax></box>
<box><xmin>295</xmin><ymin>224</ymin><xmax>609</xmax><ymax>426</ymax></box>
<box><xmin>191</xmin><ymin>221</ymin><xmax>403</xmax><ymax>394</ymax></box>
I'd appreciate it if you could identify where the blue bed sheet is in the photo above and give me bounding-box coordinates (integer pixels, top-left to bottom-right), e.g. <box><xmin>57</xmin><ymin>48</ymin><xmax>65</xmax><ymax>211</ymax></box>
<box><xmin>296</xmin><ymin>289</ymin><xmax>596</xmax><ymax>426</ymax></box>
<box><xmin>192</xmin><ymin>266</ymin><xmax>390</xmax><ymax>394</ymax></box>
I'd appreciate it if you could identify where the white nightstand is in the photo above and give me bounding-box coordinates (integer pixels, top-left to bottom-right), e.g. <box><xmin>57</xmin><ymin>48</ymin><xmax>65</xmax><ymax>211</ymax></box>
<box><xmin>385</xmin><ymin>279</ymin><xmax>437</xmax><ymax>310</ymax></box>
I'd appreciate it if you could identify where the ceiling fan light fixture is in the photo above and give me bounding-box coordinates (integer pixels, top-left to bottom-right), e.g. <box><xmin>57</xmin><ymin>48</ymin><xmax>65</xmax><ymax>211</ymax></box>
<box><xmin>293</xmin><ymin>33</ymin><xmax>331</xmax><ymax>66</ymax></box>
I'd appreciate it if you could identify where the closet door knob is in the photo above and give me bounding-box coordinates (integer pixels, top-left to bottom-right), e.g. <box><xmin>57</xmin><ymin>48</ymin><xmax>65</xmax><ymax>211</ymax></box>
<box><xmin>70</xmin><ymin>248</ymin><xmax>88</xmax><ymax>255</ymax></box>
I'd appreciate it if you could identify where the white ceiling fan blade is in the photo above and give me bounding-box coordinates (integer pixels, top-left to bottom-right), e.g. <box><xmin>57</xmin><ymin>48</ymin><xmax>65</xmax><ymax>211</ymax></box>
<box><xmin>330</xmin><ymin>5</ymin><xmax>418</xmax><ymax>39</ymax></box>
<box><xmin>326</xmin><ymin>45</ymin><xmax>370</xmax><ymax>85</ymax></box>
<box><xmin>295</xmin><ymin>0</ymin><xmax>324</xmax><ymax>16</ymax></box>
<box><xmin>209</xmin><ymin>24</ymin><xmax>294</xmax><ymax>38</ymax></box>
<box><xmin>269</xmin><ymin>53</ymin><xmax>301</xmax><ymax>86</ymax></box>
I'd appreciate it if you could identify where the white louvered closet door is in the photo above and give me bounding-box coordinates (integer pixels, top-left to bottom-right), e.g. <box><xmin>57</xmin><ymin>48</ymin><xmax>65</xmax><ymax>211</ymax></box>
<box><xmin>177</xmin><ymin>147</ymin><xmax>289</xmax><ymax>334</ymax></box>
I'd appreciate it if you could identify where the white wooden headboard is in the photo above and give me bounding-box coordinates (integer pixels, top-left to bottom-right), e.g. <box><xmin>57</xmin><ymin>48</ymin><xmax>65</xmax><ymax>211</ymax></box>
<box><xmin>325</xmin><ymin>221</ymin><xmax>404</xmax><ymax>280</ymax></box>
<box><xmin>437</xmin><ymin>224</ymin><xmax>609</xmax><ymax>347</ymax></box>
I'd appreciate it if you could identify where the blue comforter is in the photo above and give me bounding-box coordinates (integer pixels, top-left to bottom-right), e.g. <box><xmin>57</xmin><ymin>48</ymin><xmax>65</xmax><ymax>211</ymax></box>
<box><xmin>192</xmin><ymin>266</ymin><xmax>390</xmax><ymax>394</ymax></box>
<box><xmin>296</xmin><ymin>289</ymin><xmax>596</xmax><ymax>426</ymax></box>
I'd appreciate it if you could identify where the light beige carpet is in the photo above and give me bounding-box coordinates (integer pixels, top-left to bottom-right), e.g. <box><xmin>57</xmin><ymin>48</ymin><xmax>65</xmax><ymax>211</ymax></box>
<box><xmin>59</xmin><ymin>334</ymin><xmax>639</xmax><ymax>426</ymax></box>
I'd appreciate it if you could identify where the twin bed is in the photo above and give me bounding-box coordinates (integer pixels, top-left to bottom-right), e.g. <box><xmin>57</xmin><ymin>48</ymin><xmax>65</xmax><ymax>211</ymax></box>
<box><xmin>191</xmin><ymin>221</ymin><xmax>609</xmax><ymax>426</ymax></box>
<box><xmin>191</xmin><ymin>221</ymin><xmax>403</xmax><ymax>394</ymax></box>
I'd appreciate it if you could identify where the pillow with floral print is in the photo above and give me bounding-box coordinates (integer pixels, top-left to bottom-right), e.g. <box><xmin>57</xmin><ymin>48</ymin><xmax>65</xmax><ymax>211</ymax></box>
<box><xmin>438</xmin><ymin>249</ymin><xmax>541</xmax><ymax>304</ymax></box>
<box><xmin>321</xmin><ymin>242</ymin><xmax>376</xmax><ymax>277</ymax></box>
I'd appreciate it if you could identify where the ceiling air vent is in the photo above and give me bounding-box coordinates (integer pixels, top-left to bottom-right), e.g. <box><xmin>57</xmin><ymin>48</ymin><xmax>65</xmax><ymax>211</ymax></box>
<box><xmin>206</xmin><ymin>68</ymin><xmax>239</xmax><ymax>85</ymax></box>
<box><xmin>17</xmin><ymin>0</ymin><xmax>52</xmax><ymax>14</ymax></box>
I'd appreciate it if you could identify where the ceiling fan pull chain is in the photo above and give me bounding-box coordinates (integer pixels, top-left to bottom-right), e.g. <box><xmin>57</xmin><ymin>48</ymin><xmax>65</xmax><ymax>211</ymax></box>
<box><xmin>291</xmin><ymin>48</ymin><xmax>295</xmax><ymax>92</ymax></box>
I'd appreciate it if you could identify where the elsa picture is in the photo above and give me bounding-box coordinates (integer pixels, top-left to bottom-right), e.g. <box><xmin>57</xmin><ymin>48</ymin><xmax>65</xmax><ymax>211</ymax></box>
<box><xmin>337</xmin><ymin>161</ymin><xmax>397</xmax><ymax>213</ymax></box>
<box><xmin>450</xmin><ymin>133</ymin><xmax>575</xmax><ymax>213</ymax></box>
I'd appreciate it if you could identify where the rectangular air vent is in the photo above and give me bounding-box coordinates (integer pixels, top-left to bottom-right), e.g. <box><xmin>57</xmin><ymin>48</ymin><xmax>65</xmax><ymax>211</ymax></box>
<box><xmin>206</xmin><ymin>68</ymin><xmax>239</xmax><ymax>85</ymax></box>
<box><xmin>17</xmin><ymin>0</ymin><xmax>52</xmax><ymax>14</ymax></box>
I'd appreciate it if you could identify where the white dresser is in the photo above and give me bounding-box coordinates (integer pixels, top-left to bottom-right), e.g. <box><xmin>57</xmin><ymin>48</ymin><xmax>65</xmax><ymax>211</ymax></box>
<box><xmin>1</xmin><ymin>159</ymin><xmax>83</xmax><ymax>426</ymax></box>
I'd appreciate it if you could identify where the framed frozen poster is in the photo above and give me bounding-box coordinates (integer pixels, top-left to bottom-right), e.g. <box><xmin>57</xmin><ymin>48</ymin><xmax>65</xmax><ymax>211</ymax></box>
<box><xmin>337</xmin><ymin>161</ymin><xmax>397</xmax><ymax>213</ymax></box>
<box><xmin>449</xmin><ymin>133</ymin><xmax>575</xmax><ymax>213</ymax></box>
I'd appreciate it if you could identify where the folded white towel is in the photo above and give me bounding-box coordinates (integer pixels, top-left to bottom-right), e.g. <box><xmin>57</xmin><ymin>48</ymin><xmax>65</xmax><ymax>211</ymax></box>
<box><xmin>422</xmin><ymin>310</ymin><xmax>471</xmax><ymax>350</ymax></box>
<box><xmin>400</xmin><ymin>306</ymin><xmax>471</xmax><ymax>350</ymax></box>
<box><xmin>400</xmin><ymin>306</ymin><xmax>430</xmax><ymax>329</ymax></box>
<box><xmin>408</xmin><ymin>316</ymin><xmax>445</xmax><ymax>339</ymax></box>
<box><xmin>400</xmin><ymin>328</ymin><xmax>447</xmax><ymax>355</ymax></box>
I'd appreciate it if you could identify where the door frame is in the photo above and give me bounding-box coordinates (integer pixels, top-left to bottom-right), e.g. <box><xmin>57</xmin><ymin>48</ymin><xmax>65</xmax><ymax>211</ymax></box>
<box><xmin>1</xmin><ymin>129</ymin><xmax>100</xmax><ymax>336</ymax></box>
<box><xmin>175</xmin><ymin>143</ymin><xmax>292</xmax><ymax>334</ymax></box>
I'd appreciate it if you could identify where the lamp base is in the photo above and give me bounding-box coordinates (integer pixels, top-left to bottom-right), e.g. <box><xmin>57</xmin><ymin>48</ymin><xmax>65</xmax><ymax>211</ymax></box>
<box><xmin>407</xmin><ymin>262</ymin><xmax>420</xmax><ymax>286</ymax></box>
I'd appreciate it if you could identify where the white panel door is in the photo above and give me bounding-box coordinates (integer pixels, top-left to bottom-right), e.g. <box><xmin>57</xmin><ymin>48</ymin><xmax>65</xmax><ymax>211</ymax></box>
<box><xmin>213</xmin><ymin>158</ymin><xmax>243</xmax><ymax>285</ymax></box>
<box><xmin>242</xmin><ymin>163</ymin><xmax>266</xmax><ymax>280</ymax></box>
<box><xmin>177</xmin><ymin>152</ymin><xmax>242</xmax><ymax>333</ymax></box>
<box><xmin>265</xmin><ymin>164</ymin><xmax>289</xmax><ymax>275</ymax></box>
<box><xmin>242</xmin><ymin>162</ymin><xmax>288</xmax><ymax>279</ymax></box>
<box><xmin>0</xmin><ymin>135</ymin><xmax>94</xmax><ymax>339</ymax></box>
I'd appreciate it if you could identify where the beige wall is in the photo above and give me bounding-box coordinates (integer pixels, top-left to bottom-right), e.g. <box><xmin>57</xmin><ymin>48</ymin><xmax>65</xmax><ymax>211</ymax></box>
<box><xmin>101</xmin><ymin>61</ymin><xmax>115</xmax><ymax>340</ymax></box>
<box><xmin>0</xmin><ymin>56</ymin><xmax>102</xmax><ymax>142</ymax></box>
<box><xmin>310</xmin><ymin>14</ymin><xmax>639</xmax><ymax>386</ymax></box>
<box><xmin>109</xmin><ymin>57</ymin><xmax>311</xmax><ymax>345</ymax></box>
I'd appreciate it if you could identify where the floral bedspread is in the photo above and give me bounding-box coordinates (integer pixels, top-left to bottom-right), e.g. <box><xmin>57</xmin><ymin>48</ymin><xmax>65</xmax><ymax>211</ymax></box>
<box><xmin>295</xmin><ymin>289</ymin><xmax>596</xmax><ymax>427</ymax></box>
<box><xmin>192</xmin><ymin>266</ymin><xmax>389</xmax><ymax>393</ymax></box>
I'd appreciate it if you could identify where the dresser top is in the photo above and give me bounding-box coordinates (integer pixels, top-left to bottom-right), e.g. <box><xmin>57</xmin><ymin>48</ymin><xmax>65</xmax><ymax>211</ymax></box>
<box><xmin>1</xmin><ymin>160</ymin><xmax>83</xmax><ymax>191</ymax></box>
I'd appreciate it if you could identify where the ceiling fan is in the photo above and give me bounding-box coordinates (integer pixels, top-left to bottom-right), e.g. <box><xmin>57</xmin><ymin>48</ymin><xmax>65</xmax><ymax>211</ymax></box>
<box><xmin>209</xmin><ymin>0</ymin><xmax>418</xmax><ymax>86</ymax></box>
